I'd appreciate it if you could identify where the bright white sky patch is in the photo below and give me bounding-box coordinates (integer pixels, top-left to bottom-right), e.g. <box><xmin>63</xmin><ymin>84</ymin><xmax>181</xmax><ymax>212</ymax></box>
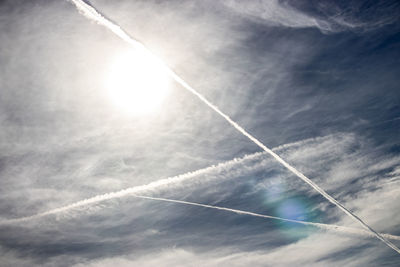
<box><xmin>105</xmin><ymin>50</ymin><xmax>170</xmax><ymax>115</ymax></box>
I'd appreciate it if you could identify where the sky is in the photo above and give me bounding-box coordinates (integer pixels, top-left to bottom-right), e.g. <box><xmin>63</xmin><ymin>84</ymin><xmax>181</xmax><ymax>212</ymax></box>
<box><xmin>0</xmin><ymin>0</ymin><xmax>400</xmax><ymax>266</ymax></box>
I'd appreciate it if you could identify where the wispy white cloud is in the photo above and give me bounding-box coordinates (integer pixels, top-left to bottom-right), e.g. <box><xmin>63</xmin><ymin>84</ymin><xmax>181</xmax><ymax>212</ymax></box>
<box><xmin>1</xmin><ymin>0</ymin><xmax>398</xmax><ymax>265</ymax></box>
<box><xmin>2</xmin><ymin>132</ymin><xmax>400</xmax><ymax>265</ymax></box>
<box><xmin>222</xmin><ymin>0</ymin><xmax>332</xmax><ymax>32</ymax></box>
<box><xmin>67</xmin><ymin>0</ymin><xmax>399</xmax><ymax>253</ymax></box>
<box><xmin>221</xmin><ymin>0</ymin><xmax>399</xmax><ymax>33</ymax></box>
<box><xmin>0</xmin><ymin>151</ymin><xmax>265</xmax><ymax>224</ymax></box>
<box><xmin>2</xmin><ymin>133</ymin><xmax>400</xmax><ymax>248</ymax></box>
<box><xmin>72</xmin><ymin>238</ymin><xmax>398</xmax><ymax>267</ymax></box>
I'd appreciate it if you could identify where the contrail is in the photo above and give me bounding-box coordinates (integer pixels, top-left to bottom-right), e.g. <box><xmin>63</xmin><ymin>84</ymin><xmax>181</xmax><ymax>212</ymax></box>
<box><xmin>1</xmin><ymin>151</ymin><xmax>399</xmax><ymax>242</ymax></box>
<box><xmin>132</xmin><ymin>194</ymin><xmax>400</xmax><ymax>241</ymax></box>
<box><xmin>68</xmin><ymin>0</ymin><xmax>400</xmax><ymax>253</ymax></box>
<box><xmin>0</xmin><ymin>136</ymin><xmax>337</xmax><ymax>225</ymax></box>
<box><xmin>0</xmin><ymin>152</ymin><xmax>265</xmax><ymax>225</ymax></box>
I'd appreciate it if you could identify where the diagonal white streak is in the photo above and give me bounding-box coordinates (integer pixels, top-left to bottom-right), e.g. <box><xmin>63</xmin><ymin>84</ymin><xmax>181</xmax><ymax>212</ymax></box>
<box><xmin>0</xmin><ymin>152</ymin><xmax>264</xmax><ymax>225</ymax></box>
<box><xmin>132</xmin><ymin>195</ymin><xmax>400</xmax><ymax>241</ymax></box>
<box><xmin>67</xmin><ymin>0</ymin><xmax>400</xmax><ymax>253</ymax></box>
<box><xmin>1</xmin><ymin>150</ymin><xmax>399</xmax><ymax>242</ymax></box>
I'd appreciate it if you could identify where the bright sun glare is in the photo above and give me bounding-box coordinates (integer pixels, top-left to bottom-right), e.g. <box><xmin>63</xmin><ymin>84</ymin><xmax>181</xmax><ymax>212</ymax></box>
<box><xmin>106</xmin><ymin>50</ymin><xmax>170</xmax><ymax>115</ymax></box>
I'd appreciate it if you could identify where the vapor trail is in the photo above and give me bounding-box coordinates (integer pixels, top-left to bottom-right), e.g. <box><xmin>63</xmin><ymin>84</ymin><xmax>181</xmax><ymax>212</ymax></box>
<box><xmin>132</xmin><ymin>195</ymin><xmax>400</xmax><ymax>241</ymax></box>
<box><xmin>0</xmin><ymin>152</ymin><xmax>264</xmax><ymax>225</ymax></box>
<box><xmin>68</xmin><ymin>0</ymin><xmax>400</xmax><ymax>253</ymax></box>
<box><xmin>1</xmin><ymin>151</ymin><xmax>399</xmax><ymax>242</ymax></box>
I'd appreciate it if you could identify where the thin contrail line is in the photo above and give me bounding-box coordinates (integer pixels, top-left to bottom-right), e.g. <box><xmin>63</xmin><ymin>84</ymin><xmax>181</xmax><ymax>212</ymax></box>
<box><xmin>132</xmin><ymin>195</ymin><xmax>400</xmax><ymax>241</ymax></box>
<box><xmin>0</xmin><ymin>152</ymin><xmax>265</xmax><ymax>225</ymax></box>
<box><xmin>1</xmin><ymin>151</ymin><xmax>399</xmax><ymax>242</ymax></box>
<box><xmin>0</xmin><ymin>136</ymin><xmax>336</xmax><ymax>225</ymax></box>
<box><xmin>68</xmin><ymin>0</ymin><xmax>400</xmax><ymax>253</ymax></box>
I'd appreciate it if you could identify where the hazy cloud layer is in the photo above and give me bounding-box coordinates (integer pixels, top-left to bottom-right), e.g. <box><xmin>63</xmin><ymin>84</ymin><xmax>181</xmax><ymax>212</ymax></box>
<box><xmin>1</xmin><ymin>133</ymin><xmax>400</xmax><ymax>266</ymax></box>
<box><xmin>0</xmin><ymin>0</ymin><xmax>399</xmax><ymax>266</ymax></box>
<box><xmin>222</xmin><ymin>0</ymin><xmax>400</xmax><ymax>33</ymax></box>
<box><xmin>222</xmin><ymin>0</ymin><xmax>331</xmax><ymax>31</ymax></box>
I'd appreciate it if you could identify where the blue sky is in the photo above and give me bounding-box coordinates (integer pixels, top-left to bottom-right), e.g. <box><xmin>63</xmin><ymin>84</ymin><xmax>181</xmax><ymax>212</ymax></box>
<box><xmin>0</xmin><ymin>0</ymin><xmax>399</xmax><ymax>266</ymax></box>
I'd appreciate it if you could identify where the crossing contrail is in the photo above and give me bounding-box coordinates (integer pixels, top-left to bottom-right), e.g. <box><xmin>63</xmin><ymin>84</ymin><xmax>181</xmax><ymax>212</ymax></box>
<box><xmin>132</xmin><ymin>194</ymin><xmax>400</xmax><ymax>241</ymax></box>
<box><xmin>0</xmin><ymin>152</ymin><xmax>265</xmax><ymax>225</ymax></box>
<box><xmin>68</xmin><ymin>0</ymin><xmax>400</xmax><ymax>253</ymax></box>
<box><xmin>1</xmin><ymin>150</ymin><xmax>399</xmax><ymax>242</ymax></box>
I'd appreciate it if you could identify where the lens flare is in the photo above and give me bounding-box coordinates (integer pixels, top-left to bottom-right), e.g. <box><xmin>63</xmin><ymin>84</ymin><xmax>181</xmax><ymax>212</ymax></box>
<box><xmin>262</xmin><ymin>181</ymin><xmax>318</xmax><ymax>239</ymax></box>
<box><xmin>275</xmin><ymin>197</ymin><xmax>316</xmax><ymax>239</ymax></box>
<box><xmin>277</xmin><ymin>199</ymin><xmax>307</xmax><ymax>221</ymax></box>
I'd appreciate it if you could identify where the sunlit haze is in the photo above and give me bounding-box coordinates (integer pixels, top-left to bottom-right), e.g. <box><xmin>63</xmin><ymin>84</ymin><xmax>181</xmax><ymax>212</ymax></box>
<box><xmin>106</xmin><ymin>50</ymin><xmax>170</xmax><ymax>115</ymax></box>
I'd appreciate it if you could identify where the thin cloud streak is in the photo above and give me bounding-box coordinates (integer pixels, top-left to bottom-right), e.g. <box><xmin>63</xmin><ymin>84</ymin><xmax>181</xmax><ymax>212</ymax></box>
<box><xmin>69</xmin><ymin>0</ymin><xmax>145</xmax><ymax>49</ymax></box>
<box><xmin>67</xmin><ymin>0</ymin><xmax>400</xmax><ymax>254</ymax></box>
<box><xmin>2</xmin><ymin>150</ymin><xmax>400</xmax><ymax>242</ymax></box>
<box><xmin>0</xmin><ymin>152</ymin><xmax>265</xmax><ymax>225</ymax></box>
<box><xmin>222</xmin><ymin>0</ymin><xmax>331</xmax><ymax>32</ymax></box>
<box><xmin>132</xmin><ymin>195</ymin><xmax>400</xmax><ymax>241</ymax></box>
<box><xmin>1</xmin><ymin>148</ymin><xmax>400</xmax><ymax>243</ymax></box>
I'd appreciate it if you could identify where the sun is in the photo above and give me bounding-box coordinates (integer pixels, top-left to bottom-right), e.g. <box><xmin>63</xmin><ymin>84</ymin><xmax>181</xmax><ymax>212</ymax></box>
<box><xmin>105</xmin><ymin>50</ymin><xmax>171</xmax><ymax>115</ymax></box>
